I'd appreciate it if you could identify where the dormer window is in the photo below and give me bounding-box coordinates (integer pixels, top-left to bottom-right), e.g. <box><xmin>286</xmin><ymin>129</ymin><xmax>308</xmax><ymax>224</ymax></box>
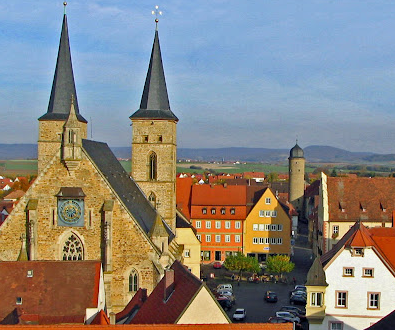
<box><xmin>221</xmin><ymin>208</ymin><xmax>226</xmax><ymax>215</ymax></box>
<box><xmin>202</xmin><ymin>208</ymin><xmax>207</xmax><ymax>215</ymax></box>
<box><xmin>380</xmin><ymin>201</ymin><xmax>387</xmax><ymax>212</ymax></box>
<box><xmin>353</xmin><ymin>248</ymin><xmax>364</xmax><ymax>256</ymax></box>
<box><xmin>211</xmin><ymin>208</ymin><xmax>216</xmax><ymax>215</ymax></box>
<box><xmin>360</xmin><ymin>202</ymin><xmax>367</xmax><ymax>212</ymax></box>
<box><xmin>339</xmin><ymin>201</ymin><xmax>346</xmax><ymax>213</ymax></box>
<box><xmin>230</xmin><ymin>208</ymin><xmax>235</xmax><ymax>215</ymax></box>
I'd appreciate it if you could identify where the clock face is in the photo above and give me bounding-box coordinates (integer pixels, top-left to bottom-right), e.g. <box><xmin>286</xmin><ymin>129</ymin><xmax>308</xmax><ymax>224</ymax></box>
<box><xmin>58</xmin><ymin>200</ymin><xmax>83</xmax><ymax>225</ymax></box>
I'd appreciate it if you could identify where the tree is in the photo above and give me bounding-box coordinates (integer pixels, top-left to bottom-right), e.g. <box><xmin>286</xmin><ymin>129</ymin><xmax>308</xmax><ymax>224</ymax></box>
<box><xmin>223</xmin><ymin>252</ymin><xmax>260</xmax><ymax>278</ymax></box>
<box><xmin>266</xmin><ymin>172</ymin><xmax>278</xmax><ymax>183</ymax></box>
<box><xmin>265</xmin><ymin>255</ymin><xmax>295</xmax><ymax>277</ymax></box>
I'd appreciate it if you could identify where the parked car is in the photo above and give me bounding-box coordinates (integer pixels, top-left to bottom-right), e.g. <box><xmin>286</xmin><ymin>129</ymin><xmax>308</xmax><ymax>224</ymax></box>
<box><xmin>216</xmin><ymin>284</ymin><xmax>233</xmax><ymax>291</ymax></box>
<box><xmin>290</xmin><ymin>293</ymin><xmax>307</xmax><ymax>306</ymax></box>
<box><xmin>217</xmin><ymin>289</ymin><xmax>234</xmax><ymax>297</ymax></box>
<box><xmin>217</xmin><ymin>297</ymin><xmax>233</xmax><ymax>311</ymax></box>
<box><xmin>232</xmin><ymin>308</ymin><xmax>246</xmax><ymax>321</ymax></box>
<box><xmin>264</xmin><ymin>291</ymin><xmax>278</xmax><ymax>303</ymax></box>
<box><xmin>213</xmin><ymin>261</ymin><xmax>222</xmax><ymax>269</ymax></box>
<box><xmin>268</xmin><ymin>317</ymin><xmax>302</xmax><ymax>329</ymax></box>
<box><xmin>294</xmin><ymin>285</ymin><xmax>306</xmax><ymax>292</ymax></box>
<box><xmin>275</xmin><ymin>311</ymin><xmax>300</xmax><ymax>323</ymax></box>
<box><xmin>280</xmin><ymin>306</ymin><xmax>306</xmax><ymax>316</ymax></box>
<box><xmin>217</xmin><ymin>292</ymin><xmax>236</xmax><ymax>303</ymax></box>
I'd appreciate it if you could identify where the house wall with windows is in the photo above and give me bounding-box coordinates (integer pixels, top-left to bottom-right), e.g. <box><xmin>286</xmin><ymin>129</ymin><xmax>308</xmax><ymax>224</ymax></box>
<box><xmin>190</xmin><ymin>185</ymin><xmax>246</xmax><ymax>263</ymax></box>
<box><xmin>308</xmin><ymin>223</ymin><xmax>395</xmax><ymax>330</ymax></box>
<box><xmin>243</xmin><ymin>188</ymin><xmax>291</xmax><ymax>260</ymax></box>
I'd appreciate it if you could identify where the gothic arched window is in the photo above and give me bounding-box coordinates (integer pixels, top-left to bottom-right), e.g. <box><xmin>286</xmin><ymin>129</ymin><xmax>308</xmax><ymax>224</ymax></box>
<box><xmin>62</xmin><ymin>233</ymin><xmax>84</xmax><ymax>261</ymax></box>
<box><xmin>149</xmin><ymin>192</ymin><xmax>157</xmax><ymax>208</ymax></box>
<box><xmin>129</xmin><ymin>269</ymin><xmax>139</xmax><ymax>292</ymax></box>
<box><xmin>149</xmin><ymin>152</ymin><xmax>157</xmax><ymax>181</ymax></box>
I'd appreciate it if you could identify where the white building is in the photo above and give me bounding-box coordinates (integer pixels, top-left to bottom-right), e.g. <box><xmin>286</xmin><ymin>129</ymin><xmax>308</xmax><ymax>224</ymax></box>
<box><xmin>306</xmin><ymin>221</ymin><xmax>395</xmax><ymax>330</ymax></box>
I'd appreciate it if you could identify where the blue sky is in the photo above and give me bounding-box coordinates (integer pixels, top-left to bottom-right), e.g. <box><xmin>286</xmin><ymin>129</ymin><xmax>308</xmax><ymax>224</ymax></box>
<box><xmin>1</xmin><ymin>1</ymin><xmax>395</xmax><ymax>153</ymax></box>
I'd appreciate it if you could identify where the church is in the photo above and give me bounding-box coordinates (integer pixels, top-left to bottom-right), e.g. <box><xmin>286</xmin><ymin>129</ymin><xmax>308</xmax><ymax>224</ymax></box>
<box><xmin>0</xmin><ymin>5</ymin><xmax>185</xmax><ymax>313</ymax></box>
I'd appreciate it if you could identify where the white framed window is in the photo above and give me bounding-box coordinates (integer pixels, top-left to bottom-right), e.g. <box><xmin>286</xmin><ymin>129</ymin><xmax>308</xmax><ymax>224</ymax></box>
<box><xmin>184</xmin><ymin>249</ymin><xmax>190</xmax><ymax>258</ymax></box>
<box><xmin>271</xmin><ymin>211</ymin><xmax>277</xmax><ymax>217</ymax></box>
<box><xmin>259</xmin><ymin>224</ymin><xmax>265</xmax><ymax>231</ymax></box>
<box><xmin>253</xmin><ymin>224</ymin><xmax>258</xmax><ymax>231</ymax></box>
<box><xmin>368</xmin><ymin>292</ymin><xmax>380</xmax><ymax>310</ymax></box>
<box><xmin>230</xmin><ymin>208</ymin><xmax>236</xmax><ymax>215</ymax></box>
<box><xmin>196</xmin><ymin>220</ymin><xmax>201</xmax><ymax>229</ymax></box>
<box><xmin>277</xmin><ymin>224</ymin><xmax>283</xmax><ymax>231</ymax></box>
<box><xmin>259</xmin><ymin>237</ymin><xmax>264</xmax><ymax>244</ymax></box>
<box><xmin>363</xmin><ymin>268</ymin><xmax>374</xmax><ymax>277</ymax></box>
<box><xmin>202</xmin><ymin>208</ymin><xmax>207</xmax><ymax>214</ymax></box>
<box><xmin>205</xmin><ymin>220</ymin><xmax>211</xmax><ymax>229</ymax></box>
<box><xmin>265</xmin><ymin>224</ymin><xmax>270</xmax><ymax>231</ymax></box>
<box><xmin>265</xmin><ymin>197</ymin><xmax>271</xmax><ymax>204</ymax></box>
<box><xmin>196</xmin><ymin>234</ymin><xmax>201</xmax><ymax>241</ymax></box>
<box><xmin>211</xmin><ymin>208</ymin><xmax>216</xmax><ymax>215</ymax></box>
<box><xmin>253</xmin><ymin>237</ymin><xmax>258</xmax><ymax>244</ymax></box>
<box><xmin>206</xmin><ymin>234</ymin><xmax>211</xmax><ymax>242</ymax></box>
<box><xmin>277</xmin><ymin>238</ymin><xmax>283</xmax><ymax>244</ymax></box>
<box><xmin>16</xmin><ymin>297</ymin><xmax>22</xmax><ymax>305</ymax></box>
<box><xmin>221</xmin><ymin>208</ymin><xmax>226</xmax><ymax>215</ymax></box>
<box><xmin>265</xmin><ymin>237</ymin><xmax>269</xmax><ymax>244</ymax></box>
<box><xmin>336</xmin><ymin>291</ymin><xmax>347</xmax><ymax>308</ymax></box>
<box><xmin>270</xmin><ymin>237</ymin><xmax>276</xmax><ymax>244</ymax></box>
<box><xmin>271</xmin><ymin>224</ymin><xmax>277</xmax><ymax>231</ymax></box>
<box><xmin>225</xmin><ymin>221</ymin><xmax>231</xmax><ymax>229</ymax></box>
<box><xmin>311</xmin><ymin>292</ymin><xmax>323</xmax><ymax>307</ymax></box>
<box><xmin>215</xmin><ymin>221</ymin><xmax>221</xmax><ymax>229</ymax></box>
<box><xmin>333</xmin><ymin>225</ymin><xmax>339</xmax><ymax>234</ymax></box>
<box><xmin>329</xmin><ymin>321</ymin><xmax>343</xmax><ymax>330</ymax></box>
<box><xmin>235</xmin><ymin>221</ymin><xmax>241</xmax><ymax>229</ymax></box>
<box><xmin>265</xmin><ymin>210</ymin><xmax>271</xmax><ymax>217</ymax></box>
<box><xmin>353</xmin><ymin>248</ymin><xmax>363</xmax><ymax>256</ymax></box>
<box><xmin>343</xmin><ymin>267</ymin><xmax>354</xmax><ymax>277</ymax></box>
<box><xmin>225</xmin><ymin>234</ymin><xmax>230</xmax><ymax>242</ymax></box>
<box><xmin>259</xmin><ymin>210</ymin><xmax>265</xmax><ymax>217</ymax></box>
<box><xmin>215</xmin><ymin>235</ymin><xmax>221</xmax><ymax>242</ymax></box>
<box><xmin>235</xmin><ymin>235</ymin><xmax>240</xmax><ymax>243</ymax></box>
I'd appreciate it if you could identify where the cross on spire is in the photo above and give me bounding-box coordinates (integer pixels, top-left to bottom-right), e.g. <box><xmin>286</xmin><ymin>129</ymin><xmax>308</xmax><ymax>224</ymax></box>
<box><xmin>152</xmin><ymin>5</ymin><xmax>162</xmax><ymax>30</ymax></box>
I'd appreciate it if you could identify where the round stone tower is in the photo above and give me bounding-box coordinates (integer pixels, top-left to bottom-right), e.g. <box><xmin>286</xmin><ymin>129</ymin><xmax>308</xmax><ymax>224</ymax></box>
<box><xmin>288</xmin><ymin>143</ymin><xmax>305</xmax><ymax>213</ymax></box>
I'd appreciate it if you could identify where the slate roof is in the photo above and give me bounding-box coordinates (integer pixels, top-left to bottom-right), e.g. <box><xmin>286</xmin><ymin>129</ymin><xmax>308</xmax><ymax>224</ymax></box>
<box><xmin>38</xmin><ymin>13</ymin><xmax>86</xmax><ymax>123</ymax></box>
<box><xmin>327</xmin><ymin>177</ymin><xmax>395</xmax><ymax>223</ymax></box>
<box><xmin>82</xmin><ymin>139</ymin><xmax>173</xmax><ymax>239</ymax></box>
<box><xmin>130</xmin><ymin>260</ymin><xmax>204</xmax><ymax>324</ymax></box>
<box><xmin>306</xmin><ymin>257</ymin><xmax>327</xmax><ymax>286</ymax></box>
<box><xmin>289</xmin><ymin>143</ymin><xmax>304</xmax><ymax>158</ymax></box>
<box><xmin>0</xmin><ymin>261</ymin><xmax>101</xmax><ymax>324</ymax></box>
<box><xmin>130</xmin><ymin>30</ymin><xmax>178</xmax><ymax>121</ymax></box>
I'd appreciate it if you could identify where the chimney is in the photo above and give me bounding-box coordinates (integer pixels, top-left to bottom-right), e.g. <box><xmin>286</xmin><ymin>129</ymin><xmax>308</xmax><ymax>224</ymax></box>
<box><xmin>140</xmin><ymin>288</ymin><xmax>148</xmax><ymax>303</ymax></box>
<box><xmin>164</xmin><ymin>268</ymin><xmax>175</xmax><ymax>301</ymax></box>
<box><xmin>223</xmin><ymin>183</ymin><xmax>227</xmax><ymax>188</ymax></box>
<box><xmin>109</xmin><ymin>312</ymin><xmax>116</xmax><ymax>325</ymax></box>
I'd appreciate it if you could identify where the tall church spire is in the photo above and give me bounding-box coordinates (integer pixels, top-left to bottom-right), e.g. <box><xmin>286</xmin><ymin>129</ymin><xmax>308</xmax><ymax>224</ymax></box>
<box><xmin>39</xmin><ymin>6</ymin><xmax>86</xmax><ymax>122</ymax></box>
<box><xmin>130</xmin><ymin>30</ymin><xmax>178</xmax><ymax>121</ymax></box>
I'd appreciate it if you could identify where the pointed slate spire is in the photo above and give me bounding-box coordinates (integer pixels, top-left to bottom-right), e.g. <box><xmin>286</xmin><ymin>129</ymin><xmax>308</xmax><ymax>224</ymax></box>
<box><xmin>130</xmin><ymin>30</ymin><xmax>178</xmax><ymax>121</ymax></box>
<box><xmin>39</xmin><ymin>10</ymin><xmax>87</xmax><ymax>123</ymax></box>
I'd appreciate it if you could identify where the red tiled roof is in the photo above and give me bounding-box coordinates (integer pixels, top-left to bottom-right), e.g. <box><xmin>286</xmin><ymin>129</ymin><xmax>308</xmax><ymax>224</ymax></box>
<box><xmin>176</xmin><ymin>177</ymin><xmax>193</xmax><ymax>220</ymax></box>
<box><xmin>191</xmin><ymin>185</ymin><xmax>246</xmax><ymax>206</ymax></box>
<box><xmin>327</xmin><ymin>177</ymin><xmax>395</xmax><ymax>223</ymax></box>
<box><xmin>243</xmin><ymin>172</ymin><xmax>265</xmax><ymax>178</ymax></box>
<box><xmin>116</xmin><ymin>288</ymin><xmax>147</xmax><ymax>323</ymax></box>
<box><xmin>0</xmin><ymin>261</ymin><xmax>102</xmax><ymax>324</ymax></box>
<box><xmin>3</xmin><ymin>190</ymin><xmax>25</xmax><ymax>200</ymax></box>
<box><xmin>304</xmin><ymin>179</ymin><xmax>320</xmax><ymax>198</ymax></box>
<box><xmin>0</xmin><ymin>323</ymin><xmax>293</xmax><ymax>329</ymax></box>
<box><xmin>90</xmin><ymin>310</ymin><xmax>110</xmax><ymax>325</ymax></box>
<box><xmin>130</xmin><ymin>261</ymin><xmax>204</xmax><ymax>324</ymax></box>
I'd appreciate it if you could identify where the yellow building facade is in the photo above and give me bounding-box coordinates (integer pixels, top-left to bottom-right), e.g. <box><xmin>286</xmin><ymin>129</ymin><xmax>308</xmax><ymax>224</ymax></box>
<box><xmin>243</xmin><ymin>188</ymin><xmax>291</xmax><ymax>260</ymax></box>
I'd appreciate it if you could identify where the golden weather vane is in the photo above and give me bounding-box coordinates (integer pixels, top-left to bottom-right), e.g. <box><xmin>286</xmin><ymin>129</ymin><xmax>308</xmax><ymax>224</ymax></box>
<box><xmin>152</xmin><ymin>5</ymin><xmax>162</xmax><ymax>30</ymax></box>
<box><xmin>63</xmin><ymin>2</ymin><xmax>67</xmax><ymax>15</ymax></box>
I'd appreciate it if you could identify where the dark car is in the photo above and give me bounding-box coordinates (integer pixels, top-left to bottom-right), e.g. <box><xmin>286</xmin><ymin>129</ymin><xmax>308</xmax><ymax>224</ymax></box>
<box><xmin>268</xmin><ymin>317</ymin><xmax>302</xmax><ymax>329</ymax></box>
<box><xmin>264</xmin><ymin>291</ymin><xmax>278</xmax><ymax>302</ymax></box>
<box><xmin>290</xmin><ymin>293</ymin><xmax>307</xmax><ymax>306</ymax></box>
<box><xmin>280</xmin><ymin>306</ymin><xmax>306</xmax><ymax>316</ymax></box>
<box><xmin>217</xmin><ymin>297</ymin><xmax>233</xmax><ymax>311</ymax></box>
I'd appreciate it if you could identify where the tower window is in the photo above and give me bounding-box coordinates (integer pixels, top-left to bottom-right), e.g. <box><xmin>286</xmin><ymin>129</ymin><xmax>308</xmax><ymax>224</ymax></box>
<box><xmin>158</xmin><ymin>135</ymin><xmax>163</xmax><ymax>142</ymax></box>
<box><xmin>62</xmin><ymin>233</ymin><xmax>83</xmax><ymax>261</ymax></box>
<box><xmin>143</xmin><ymin>135</ymin><xmax>148</xmax><ymax>143</ymax></box>
<box><xmin>149</xmin><ymin>152</ymin><xmax>157</xmax><ymax>180</ymax></box>
<box><xmin>149</xmin><ymin>192</ymin><xmax>156</xmax><ymax>208</ymax></box>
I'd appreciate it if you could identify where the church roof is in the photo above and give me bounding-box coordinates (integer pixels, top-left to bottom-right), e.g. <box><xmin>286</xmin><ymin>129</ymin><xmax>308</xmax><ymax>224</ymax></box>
<box><xmin>82</xmin><ymin>140</ymin><xmax>173</xmax><ymax>239</ymax></box>
<box><xmin>38</xmin><ymin>13</ymin><xmax>86</xmax><ymax>123</ymax></box>
<box><xmin>130</xmin><ymin>31</ymin><xmax>178</xmax><ymax>121</ymax></box>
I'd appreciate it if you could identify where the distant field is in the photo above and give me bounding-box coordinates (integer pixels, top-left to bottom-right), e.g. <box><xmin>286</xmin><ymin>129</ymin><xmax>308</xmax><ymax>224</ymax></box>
<box><xmin>0</xmin><ymin>159</ymin><xmax>316</xmax><ymax>177</ymax></box>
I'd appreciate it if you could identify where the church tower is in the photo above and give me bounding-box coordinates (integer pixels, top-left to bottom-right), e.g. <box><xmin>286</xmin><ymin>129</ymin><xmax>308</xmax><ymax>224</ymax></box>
<box><xmin>37</xmin><ymin>6</ymin><xmax>87</xmax><ymax>174</ymax></box>
<box><xmin>288</xmin><ymin>142</ymin><xmax>305</xmax><ymax>213</ymax></box>
<box><xmin>130</xmin><ymin>25</ymin><xmax>178</xmax><ymax>233</ymax></box>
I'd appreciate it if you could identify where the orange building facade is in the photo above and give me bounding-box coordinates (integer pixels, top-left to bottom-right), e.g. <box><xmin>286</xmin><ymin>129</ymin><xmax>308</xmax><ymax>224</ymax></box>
<box><xmin>190</xmin><ymin>185</ymin><xmax>246</xmax><ymax>263</ymax></box>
